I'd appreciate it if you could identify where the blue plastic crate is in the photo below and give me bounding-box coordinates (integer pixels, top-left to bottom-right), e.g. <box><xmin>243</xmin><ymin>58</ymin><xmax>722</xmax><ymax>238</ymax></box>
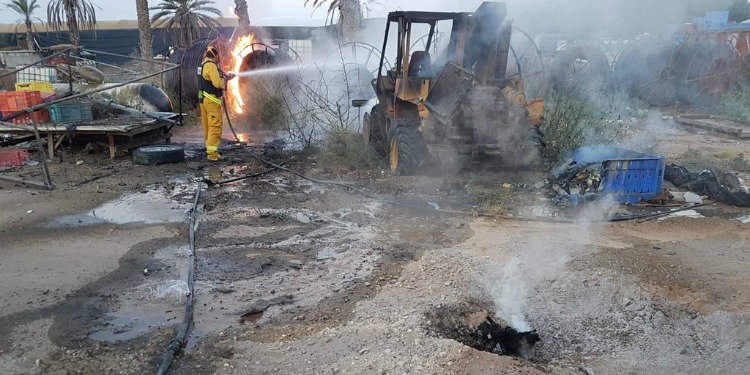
<box><xmin>572</xmin><ymin>146</ymin><xmax>665</xmax><ymax>204</ymax></box>
<box><xmin>48</xmin><ymin>102</ymin><xmax>94</xmax><ymax>123</ymax></box>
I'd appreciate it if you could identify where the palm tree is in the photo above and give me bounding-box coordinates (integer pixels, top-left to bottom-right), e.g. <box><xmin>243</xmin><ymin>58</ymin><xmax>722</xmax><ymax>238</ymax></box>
<box><xmin>150</xmin><ymin>0</ymin><xmax>221</xmax><ymax>47</ymax></box>
<box><xmin>234</xmin><ymin>0</ymin><xmax>250</xmax><ymax>28</ymax></box>
<box><xmin>6</xmin><ymin>0</ymin><xmax>41</xmax><ymax>51</ymax></box>
<box><xmin>136</xmin><ymin>0</ymin><xmax>153</xmax><ymax>59</ymax></box>
<box><xmin>46</xmin><ymin>0</ymin><xmax>98</xmax><ymax>48</ymax></box>
<box><xmin>305</xmin><ymin>0</ymin><xmax>362</xmax><ymax>40</ymax></box>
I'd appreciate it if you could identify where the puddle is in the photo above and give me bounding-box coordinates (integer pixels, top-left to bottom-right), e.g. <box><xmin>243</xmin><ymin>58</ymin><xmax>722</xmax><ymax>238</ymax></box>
<box><xmin>48</xmin><ymin>184</ymin><xmax>195</xmax><ymax>228</ymax></box>
<box><xmin>91</xmin><ymin>244</ymin><xmax>193</xmax><ymax>343</ymax></box>
<box><xmin>89</xmin><ymin>302</ymin><xmax>180</xmax><ymax>342</ymax></box>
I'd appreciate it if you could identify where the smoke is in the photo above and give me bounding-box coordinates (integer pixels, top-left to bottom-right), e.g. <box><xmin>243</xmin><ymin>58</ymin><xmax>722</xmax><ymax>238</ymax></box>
<box><xmin>371</xmin><ymin>0</ymin><xmax>735</xmax><ymax>38</ymax></box>
<box><xmin>489</xmin><ymin>197</ymin><xmax>619</xmax><ymax>331</ymax></box>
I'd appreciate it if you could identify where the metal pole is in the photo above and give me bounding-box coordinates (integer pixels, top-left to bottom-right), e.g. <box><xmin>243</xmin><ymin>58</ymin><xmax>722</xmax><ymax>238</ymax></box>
<box><xmin>82</xmin><ymin>49</ymin><xmax>178</xmax><ymax>67</ymax></box>
<box><xmin>67</xmin><ymin>50</ymin><xmax>73</xmax><ymax>94</ymax></box>
<box><xmin>178</xmin><ymin>66</ymin><xmax>184</xmax><ymax>126</ymax></box>
<box><xmin>29</xmin><ymin>110</ymin><xmax>54</xmax><ymax>190</ymax></box>
<box><xmin>26</xmin><ymin>66</ymin><xmax>180</xmax><ymax>112</ymax></box>
<box><xmin>90</xmin><ymin>98</ymin><xmax>181</xmax><ymax>125</ymax></box>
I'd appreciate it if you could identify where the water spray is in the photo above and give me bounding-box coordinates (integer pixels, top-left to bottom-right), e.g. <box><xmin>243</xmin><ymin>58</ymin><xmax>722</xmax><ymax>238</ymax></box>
<box><xmin>232</xmin><ymin>65</ymin><xmax>300</xmax><ymax>78</ymax></box>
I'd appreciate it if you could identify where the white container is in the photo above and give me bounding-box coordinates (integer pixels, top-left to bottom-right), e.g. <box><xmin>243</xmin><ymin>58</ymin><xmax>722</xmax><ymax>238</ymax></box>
<box><xmin>16</xmin><ymin>66</ymin><xmax>58</xmax><ymax>83</ymax></box>
<box><xmin>706</xmin><ymin>11</ymin><xmax>729</xmax><ymax>25</ymax></box>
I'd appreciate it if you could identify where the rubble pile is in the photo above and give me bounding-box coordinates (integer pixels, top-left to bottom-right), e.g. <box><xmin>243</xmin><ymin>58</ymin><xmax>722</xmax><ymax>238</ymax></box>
<box><xmin>546</xmin><ymin>161</ymin><xmax>605</xmax><ymax>205</ymax></box>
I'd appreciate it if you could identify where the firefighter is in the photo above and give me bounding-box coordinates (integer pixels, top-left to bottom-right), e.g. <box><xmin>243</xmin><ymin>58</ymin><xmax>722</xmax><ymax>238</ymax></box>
<box><xmin>198</xmin><ymin>45</ymin><xmax>236</xmax><ymax>162</ymax></box>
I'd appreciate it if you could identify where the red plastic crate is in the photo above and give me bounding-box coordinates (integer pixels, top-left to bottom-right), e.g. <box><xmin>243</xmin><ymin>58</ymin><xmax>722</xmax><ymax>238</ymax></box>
<box><xmin>1</xmin><ymin>109</ymin><xmax>50</xmax><ymax>125</ymax></box>
<box><xmin>0</xmin><ymin>91</ymin><xmax>43</xmax><ymax>112</ymax></box>
<box><xmin>0</xmin><ymin>149</ymin><xmax>29</xmax><ymax>167</ymax></box>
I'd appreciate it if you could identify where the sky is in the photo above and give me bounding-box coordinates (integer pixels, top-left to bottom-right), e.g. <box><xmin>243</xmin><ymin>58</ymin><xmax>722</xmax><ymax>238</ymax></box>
<box><xmin>0</xmin><ymin>0</ymin><xmax>484</xmax><ymax>24</ymax></box>
<box><xmin>0</xmin><ymin>0</ymin><xmax>735</xmax><ymax>37</ymax></box>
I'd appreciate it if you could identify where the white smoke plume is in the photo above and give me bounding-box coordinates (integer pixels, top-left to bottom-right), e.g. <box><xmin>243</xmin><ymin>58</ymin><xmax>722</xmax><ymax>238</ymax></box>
<box><xmin>489</xmin><ymin>197</ymin><xmax>619</xmax><ymax>331</ymax></box>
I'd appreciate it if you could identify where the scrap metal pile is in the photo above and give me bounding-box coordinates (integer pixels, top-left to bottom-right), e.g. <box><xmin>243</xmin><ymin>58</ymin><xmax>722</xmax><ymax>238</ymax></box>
<box><xmin>547</xmin><ymin>161</ymin><xmax>605</xmax><ymax>205</ymax></box>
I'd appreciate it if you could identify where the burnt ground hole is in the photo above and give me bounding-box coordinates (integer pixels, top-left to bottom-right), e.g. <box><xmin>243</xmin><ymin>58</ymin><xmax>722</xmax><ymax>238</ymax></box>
<box><xmin>425</xmin><ymin>302</ymin><xmax>541</xmax><ymax>360</ymax></box>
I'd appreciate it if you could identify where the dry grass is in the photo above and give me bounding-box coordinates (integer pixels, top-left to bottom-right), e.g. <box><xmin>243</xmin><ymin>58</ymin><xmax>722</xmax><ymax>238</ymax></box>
<box><xmin>673</xmin><ymin>148</ymin><xmax>750</xmax><ymax>173</ymax></box>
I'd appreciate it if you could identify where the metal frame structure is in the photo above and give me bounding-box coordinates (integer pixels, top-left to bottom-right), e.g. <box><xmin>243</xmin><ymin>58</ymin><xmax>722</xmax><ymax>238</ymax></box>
<box><xmin>0</xmin><ymin>47</ymin><xmax>183</xmax><ymax>189</ymax></box>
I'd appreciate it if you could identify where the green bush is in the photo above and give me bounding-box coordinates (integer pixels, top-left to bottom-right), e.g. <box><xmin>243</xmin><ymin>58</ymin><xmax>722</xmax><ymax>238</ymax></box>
<box><xmin>542</xmin><ymin>90</ymin><xmax>635</xmax><ymax>165</ymax></box>
<box><xmin>718</xmin><ymin>91</ymin><xmax>750</xmax><ymax>124</ymax></box>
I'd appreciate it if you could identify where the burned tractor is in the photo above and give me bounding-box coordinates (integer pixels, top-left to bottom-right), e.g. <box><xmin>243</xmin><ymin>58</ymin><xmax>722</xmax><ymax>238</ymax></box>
<box><xmin>363</xmin><ymin>2</ymin><xmax>544</xmax><ymax>175</ymax></box>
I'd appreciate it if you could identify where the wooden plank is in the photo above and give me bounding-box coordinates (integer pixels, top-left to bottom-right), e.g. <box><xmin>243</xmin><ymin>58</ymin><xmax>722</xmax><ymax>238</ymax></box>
<box><xmin>54</xmin><ymin>134</ymin><xmax>67</xmax><ymax>150</ymax></box>
<box><xmin>108</xmin><ymin>134</ymin><xmax>116</xmax><ymax>159</ymax></box>
<box><xmin>47</xmin><ymin>134</ymin><xmax>55</xmax><ymax>158</ymax></box>
<box><xmin>1</xmin><ymin>119</ymin><xmax>159</xmax><ymax>135</ymax></box>
<box><xmin>676</xmin><ymin>115</ymin><xmax>749</xmax><ymax>139</ymax></box>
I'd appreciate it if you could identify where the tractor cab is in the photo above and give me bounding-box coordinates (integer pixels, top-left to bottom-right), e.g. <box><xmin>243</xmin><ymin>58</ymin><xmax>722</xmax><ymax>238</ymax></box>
<box><xmin>375</xmin><ymin>11</ymin><xmax>473</xmax><ymax>119</ymax></box>
<box><xmin>365</xmin><ymin>2</ymin><xmax>545</xmax><ymax>175</ymax></box>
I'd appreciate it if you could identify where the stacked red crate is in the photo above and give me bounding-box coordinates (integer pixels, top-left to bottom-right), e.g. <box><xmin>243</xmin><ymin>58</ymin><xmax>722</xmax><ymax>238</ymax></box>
<box><xmin>0</xmin><ymin>149</ymin><xmax>29</xmax><ymax>167</ymax></box>
<box><xmin>0</xmin><ymin>91</ymin><xmax>50</xmax><ymax>125</ymax></box>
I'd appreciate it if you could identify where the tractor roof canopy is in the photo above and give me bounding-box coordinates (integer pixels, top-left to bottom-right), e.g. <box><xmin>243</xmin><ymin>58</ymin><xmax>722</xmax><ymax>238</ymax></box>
<box><xmin>386</xmin><ymin>11</ymin><xmax>470</xmax><ymax>24</ymax></box>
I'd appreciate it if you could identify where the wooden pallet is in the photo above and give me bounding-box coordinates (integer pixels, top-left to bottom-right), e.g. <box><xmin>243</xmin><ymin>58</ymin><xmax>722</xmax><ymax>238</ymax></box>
<box><xmin>675</xmin><ymin>114</ymin><xmax>750</xmax><ymax>139</ymax></box>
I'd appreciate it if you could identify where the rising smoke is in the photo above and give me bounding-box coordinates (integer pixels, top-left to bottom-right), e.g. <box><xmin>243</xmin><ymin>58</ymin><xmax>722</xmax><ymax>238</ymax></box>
<box><xmin>489</xmin><ymin>197</ymin><xmax>619</xmax><ymax>331</ymax></box>
<box><xmin>373</xmin><ymin>0</ymin><xmax>736</xmax><ymax>37</ymax></box>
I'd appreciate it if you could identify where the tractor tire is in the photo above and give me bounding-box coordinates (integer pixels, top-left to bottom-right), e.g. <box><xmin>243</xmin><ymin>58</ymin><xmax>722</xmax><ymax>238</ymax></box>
<box><xmin>133</xmin><ymin>145</ymin><xmax>185</xmax><ymax>165</ymax></box>
<box><xmin>363</xmin><ymin>104</ymin><xmax>388</xmax><ymax>157</ymax></box>
<box><xmin>387</xmin><ymin>120</ymin><xmax>428</xmax><ymax>176</ymax></box>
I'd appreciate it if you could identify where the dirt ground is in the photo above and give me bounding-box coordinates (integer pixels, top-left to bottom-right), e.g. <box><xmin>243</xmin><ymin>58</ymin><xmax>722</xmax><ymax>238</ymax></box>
<box><xmin>1</xmin><ymin>115</ymin><xmax>749</xmax><ymax>375</ymax></box>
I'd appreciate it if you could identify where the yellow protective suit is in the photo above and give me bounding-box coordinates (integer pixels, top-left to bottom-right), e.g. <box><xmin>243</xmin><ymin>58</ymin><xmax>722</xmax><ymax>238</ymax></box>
<box><xmin>199</xmin><ymin>57</ymin><xmax>226</xmax><ymax>161</ymax></box>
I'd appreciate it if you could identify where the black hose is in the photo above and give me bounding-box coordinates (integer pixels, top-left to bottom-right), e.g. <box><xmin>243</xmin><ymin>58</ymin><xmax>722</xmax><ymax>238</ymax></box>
<box><xmin>156</xmin><ymin>182</ymin><xmax>201</xmax><ymax>375</ymax></box>
<box><xmin>204</xmin><ymin>166</ymin><xmax>279</xmax><ymax>187</ymax></box>
<box><xmin>222</xmin><ymin>96</ymin><xmax>241</xmax><ymax>143</ymax></box>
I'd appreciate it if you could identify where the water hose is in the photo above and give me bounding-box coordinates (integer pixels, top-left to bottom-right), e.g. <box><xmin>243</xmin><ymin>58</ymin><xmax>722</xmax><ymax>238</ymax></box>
<box><xmin>156</xmin><ymin>182</ymin><xmax>201</xmax><ymax>375</ymax></box>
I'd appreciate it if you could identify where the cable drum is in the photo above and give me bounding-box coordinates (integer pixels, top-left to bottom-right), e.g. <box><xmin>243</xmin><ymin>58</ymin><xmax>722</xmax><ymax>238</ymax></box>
<box><xmin>613</xmin><ymin>38</ymin><xmax>678</xmax><ymax>107</ymax></box>
<box><xmin>165</xmin><ymin>39</ymin><xmax>214</xmax><ymax>106</ymax></box>
<box><xmin>674</xmin><ymin>41</ymin><xmax>741</xmax><ymax>108</ymax></box>
<box><xmin>548</xmin><ymin>45</ymin><xmax>611</xmax><ymax>94</ymax></box>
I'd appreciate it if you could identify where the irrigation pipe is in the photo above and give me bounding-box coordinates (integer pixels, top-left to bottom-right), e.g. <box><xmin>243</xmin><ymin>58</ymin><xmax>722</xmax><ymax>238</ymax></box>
<box><xmin>156</xmin><ymin>182</ymin><xmax>201</xmax><ymax>375</ymax></box>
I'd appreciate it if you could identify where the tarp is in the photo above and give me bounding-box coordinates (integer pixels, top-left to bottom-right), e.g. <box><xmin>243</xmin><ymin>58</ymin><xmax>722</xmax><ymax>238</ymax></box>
<box><xmin>665</xmin><ymin>164</ymin><xmax>750</xmax><ymax>207</ymax></box>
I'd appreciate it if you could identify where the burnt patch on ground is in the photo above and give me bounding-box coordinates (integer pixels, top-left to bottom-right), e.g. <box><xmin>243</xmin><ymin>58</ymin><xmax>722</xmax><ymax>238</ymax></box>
<box><xmin>196</xmin><ymin>245</ymin><xmax>312</xmax><ymax>282</ymax></box>
<box><xmin>425</xmin><ymin>301</ymin><xmax>541</xmax><ymax>361</ymax></box>
<box><xmin>225</xmin><ymin>241</ymin><xmax>426</xmax><ymax>345</ymax></box>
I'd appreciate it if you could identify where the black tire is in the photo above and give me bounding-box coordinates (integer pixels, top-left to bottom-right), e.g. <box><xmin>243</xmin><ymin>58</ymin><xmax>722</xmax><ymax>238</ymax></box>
<box><xmin>364</xmin><ymin>104</ymin><xmax>388</xmax><ymax>157</ymax></box>
<box><xmin>387</xmin><ymin>120</ymin><xmax>428</xmax><ymax>176</ymax></box>
<box><xmin>549</xmin><ymin>45</ymin><xmax>611</xmax><ymax>94</ymax></box>
<box><xmin>133</xmin><ymin>145</ymin><xmax>185</xmax><ymax>165</ymax></box>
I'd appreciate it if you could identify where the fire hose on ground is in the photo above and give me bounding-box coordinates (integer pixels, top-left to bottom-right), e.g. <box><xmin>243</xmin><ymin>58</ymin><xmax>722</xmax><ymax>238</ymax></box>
<box><xmin>156</xmin><ymin>181</ymin><xmax>201</xmax><ymax>375</ymax></box>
